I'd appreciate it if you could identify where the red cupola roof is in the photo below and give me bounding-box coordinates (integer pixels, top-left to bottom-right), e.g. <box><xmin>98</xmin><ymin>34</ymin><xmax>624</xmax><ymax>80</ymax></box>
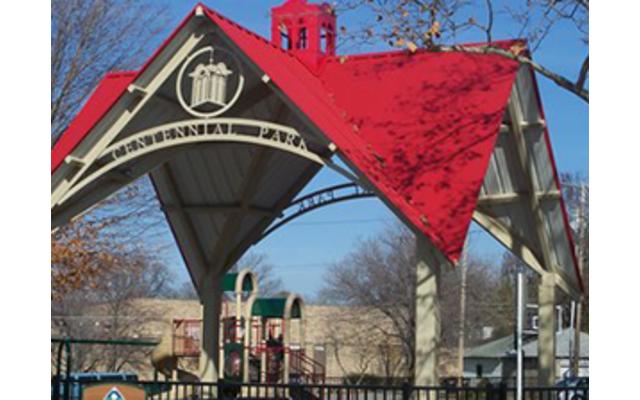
<box><xmin>271</xmin><ymin>0</ymin><xmax>336</xmax><ymax>71</ymax></box>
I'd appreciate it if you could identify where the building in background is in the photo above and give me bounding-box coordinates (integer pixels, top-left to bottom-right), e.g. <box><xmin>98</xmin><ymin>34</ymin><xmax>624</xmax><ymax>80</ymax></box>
<box><xmin>463</xmin><ymin>328</ymin><xmax>589</xmax><ymax>384</ymax></box>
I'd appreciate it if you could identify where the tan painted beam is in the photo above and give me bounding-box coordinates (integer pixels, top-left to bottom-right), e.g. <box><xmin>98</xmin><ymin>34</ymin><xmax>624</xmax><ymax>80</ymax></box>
<box><xmin>477</xmin><ymin>190</ymin><xmax>561</xmax><ymax>206</ymax></box>
<box><xmin>499</xmin><ymin>120</ymin><xmax>546</xmax><ymax>133</ymax></box>
<box><xmin>199</xmin><ymin>273</ymin><xmax>223</xmax><ymax>384</ymax></box>
<box><xmin>152</xmin><ymin>164</ymin><xmax>211</xmax><ymax>295</ymax></box>
<box><xmin>472</xmin><ymin>209</ymin><xmax>545</xmax><ymax>275</ymax></box>
<box><xmin>414</xmin><ymin>235</ymin><xmax>442</xmax><ymax>387</ymax></box>
<box><xmin>506</xmin><ymin>90</ymin><xmax>557</xmax><ymax>277</ymax></box>
<box><xmin>52</xmin><ymin>27</ymin><xmax>205</xmax><ymax>207</ymax></box>
<box><xmin>208</xmin><ymin>147</ymin><xmax>274</xmax><ymax>274</ymax></box>
<box><xmin>538</xmin><ymin>272</ymin><xmax>557</xmax><ymax>386</ymax></box>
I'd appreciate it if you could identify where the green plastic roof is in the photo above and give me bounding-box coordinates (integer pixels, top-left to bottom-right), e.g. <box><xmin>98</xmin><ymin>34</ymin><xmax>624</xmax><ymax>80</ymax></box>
<box><xmin>251</xmin><ymin>297</ymin><xmax>301</xmax><ymax>319</ymax></box>
<box><xmin>221</xmin><ymin>272</ymin><xmax>254</xmax><ymax>292</ymax></box>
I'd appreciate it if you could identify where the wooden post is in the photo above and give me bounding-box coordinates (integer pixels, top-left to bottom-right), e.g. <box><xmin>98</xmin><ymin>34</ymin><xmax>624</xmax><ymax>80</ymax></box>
<box><xmin>538</xmin><ymin>272</ymin><xmax>557</xmax><ymax>386</ymax></box>
<box><xmin>457</xmin><ymin>246</ymin><xmax>468</xmax><ymax>384</ymax></box>
<box><xmin>200</xmin><ymin>276</ymin><xmax>222</xmax><ymax>383</ymax></box>
<box><xmin>571</xmin><ymin>301</ymin><xmax>582</xmax><ymax>376</ymax></box>
<box><xmin>414</xmin><ymin>236</ymin><xmax>442</xmax><ymax>386</ymax></box>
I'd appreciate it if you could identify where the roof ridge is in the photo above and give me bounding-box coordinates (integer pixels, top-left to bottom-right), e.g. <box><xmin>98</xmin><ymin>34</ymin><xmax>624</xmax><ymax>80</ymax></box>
<box><xmin>201</xmin><ymin>6</ymin><xmax>295</xmax><ymax>60</ymax></box>
<box><xmin>325</xmin><ymin>38</ymin><xmax>527</xmax><ymax>64</ymax></box>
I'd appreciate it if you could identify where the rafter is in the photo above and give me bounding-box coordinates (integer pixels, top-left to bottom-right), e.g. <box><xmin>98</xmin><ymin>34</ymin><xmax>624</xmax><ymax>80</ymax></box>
<box><xmin>472</xmin><ymin>208</ymin><xmax>545</xmax><ymax>275</ymax></box>
<box><xmin>152</xmin><ymin>164</ymin><xmax>212</xmax><ymax>295</ymax></box>
<box><xmin>207</xmin><ymin>147</ymin><xmax>275</xmax><ymax>274</ymax></box>
<box><xmin>221</xmin><ymin>162</ymin><xmax>323</xmax><ymax>271</ymax></box>
<box><xmin>52</xmin><ymin>29</ymin><xmax>205</xmax><ymax>207</ymax></box>
<box><xmin>477</xmin><ymin>190</ymin><xmax>561</xmax><ymax>206</ymax></box>
<box><xmin>506</xmin><ymin>88</ymin><xmax>558</xmax><ymax>278</ymax></box>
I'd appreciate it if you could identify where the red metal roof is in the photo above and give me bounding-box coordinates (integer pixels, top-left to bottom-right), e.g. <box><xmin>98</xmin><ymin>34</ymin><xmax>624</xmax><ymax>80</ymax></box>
<box><xmin>203</xmin><ymin>7</ymin><xmax>520</xmax><ymax>262</ymax></box>
<box><xmin>51</xmin><ymin>71</ymin><xmax>136</xmax><ymax>171</ymax></box>
<box><xmin>318</xmin><ymin>51</ymin><xmax>519</xmax><ymax>262</ymax></box>
<box><xmin>51</xmin><ymin>4</ymin><xmax>568</xmax><ymax>270</ymax></box>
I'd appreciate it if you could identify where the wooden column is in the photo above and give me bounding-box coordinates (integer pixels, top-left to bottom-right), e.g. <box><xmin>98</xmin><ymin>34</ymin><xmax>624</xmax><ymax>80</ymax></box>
<box><xmin>200</xmin><ymin>275</ymin><xmax>223</xmax><ymax>383</ymax></box>
<box><xmin>414</xmin><ymin>236</ymin><xmax>442</xmax><ymax>386</ymax></box>
<box><xmin>538</xmin><ymin>272</ymin><xmax>557</xmax><ymax>386</ymax></box>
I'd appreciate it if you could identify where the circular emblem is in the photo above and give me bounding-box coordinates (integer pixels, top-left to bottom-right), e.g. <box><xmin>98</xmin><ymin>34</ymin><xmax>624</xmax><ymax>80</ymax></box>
<box><xmin>176</xmin><ymin>46</ymin><xmax>244</xmax><ymax>118</ymax></box>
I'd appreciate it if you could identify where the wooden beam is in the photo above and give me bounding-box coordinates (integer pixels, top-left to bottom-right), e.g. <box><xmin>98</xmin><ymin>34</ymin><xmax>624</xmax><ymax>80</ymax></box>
<box><xmin>499</xmin><ymin>120</ymin><xmax>546</xmax><ymax>133</ymax></box>
<box><xmin>473</xmin><ymin>209</ymin><xmax>545</xmax><ymax>276</ymax></box>
<box><xmin>221</xmin><ymin>162</ymin><xmax>322</xmax><ymax>271</ymax></box>
<box><xmin>208</xmin><ymin>147</ymin><xmax>275</xmax><ymax>273</ymax></box>
<box><xmin>506</xmin><ymin>91</ymin><xmax>557</xmax><ymax>276</ymax></box>
<box><xmin>152</xmin><ymin>164</ymin><xmax>211</xmax><ymax>295</ymax></box>
<box><xmin>52</xmin><ymin>28</ymin><xmax>204</xmax><ymax>206</ymax></box>
<box><xmin>477</xmin><ymin>190</ymin><xmax>561</xmax><ymax>206</ymax></box>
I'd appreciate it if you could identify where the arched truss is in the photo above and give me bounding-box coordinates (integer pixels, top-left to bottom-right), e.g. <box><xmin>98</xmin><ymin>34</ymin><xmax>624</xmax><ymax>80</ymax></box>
<box><xmin>260</xmin><ymin>183</ymin><xmax>375</xmax><ymax>240</ymax></box>
<box><xmin>54</xmin><ymin>118</ymin><xmax>326</xmax><ymax>208</ymax></box>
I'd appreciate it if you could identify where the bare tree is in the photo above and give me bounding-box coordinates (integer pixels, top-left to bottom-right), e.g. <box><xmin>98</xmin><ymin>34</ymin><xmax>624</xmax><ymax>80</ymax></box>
<box><xmin>52</xmin><ymin>177</ymin><xmax>168</xmax><ymax>301</ymax></box>
<box><xmin>51</xmin><ymin>0</ymin><xmax>168</xmax><ymax>140</ymax></box>
<box><xmin>171</xmin><ymin>251</ymin><xmax>286</xmax><ymax>300</ymax></box>
<box><xmin>319</xmin><ymin>223</ymin><xmax>497</xmax><ymax>378</ymax></box>
<box><xmin>560</xmin><ymin>173</ymin><xmax>589</xmax><ymax>331</ymax></box>
<box><xmin>232</xmin><ymin>251</ymin><xmax>285</xmax><ymax>296</ymax></box>
<box><xmin>323</xmin><ymin>306</ymin><xmax>405</xmax><ymax>382</ymax></box>
<box><xmin>51</xmin><ymin>0</ymin><xmax>171</xmax><ymax>299</ymax></box>
<box><xmin>335</xmin><ymin>0</ymin><xmax>588</xmax><ymax>102</ymax></box>
<box><xmin>52</xmin><ymin>252</ymin><xmax>174</xmax><ymax>373</ymax></box>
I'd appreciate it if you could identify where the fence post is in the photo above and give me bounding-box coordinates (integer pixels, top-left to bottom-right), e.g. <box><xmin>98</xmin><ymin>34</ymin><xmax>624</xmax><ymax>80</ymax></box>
<box><xmin>402</xmin><ymin>381</ymin><xmax>412</xmax><ymax>400</ymax></box>
<box><xmin>53</xmin><ymin>341</ymin><xmax>64</xmax><ymax>400</ymax></box>
<box><xmin>498</xmin><ymin>382</ymin><xmax>507</xmax><ymax>400</ymax></box>
<box><xmin>64</xmin><ymin>340</ymin><xmax>71</xmax><ymax>400</ymax></box>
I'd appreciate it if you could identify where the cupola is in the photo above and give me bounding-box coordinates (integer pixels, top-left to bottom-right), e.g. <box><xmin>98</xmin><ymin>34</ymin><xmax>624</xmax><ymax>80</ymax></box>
<box><xmin>271</xmin><ymin>0</ymin><xmax>336</xmax><ymax>70</ymax></box>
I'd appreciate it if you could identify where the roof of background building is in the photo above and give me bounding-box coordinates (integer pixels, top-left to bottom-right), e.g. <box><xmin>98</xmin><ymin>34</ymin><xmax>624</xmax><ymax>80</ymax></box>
<box><xmin>466</xmin><ymin>329</ymin><xmax>589</xmax><ymax>359</ymax></box>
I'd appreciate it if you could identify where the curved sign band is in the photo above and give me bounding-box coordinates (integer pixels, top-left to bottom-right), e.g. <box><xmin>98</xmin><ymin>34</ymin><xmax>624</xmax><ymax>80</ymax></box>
<box><xmin>58</xmin><ymin>118</ymin><xmax>324</xmax><ymax>206</ymax></box>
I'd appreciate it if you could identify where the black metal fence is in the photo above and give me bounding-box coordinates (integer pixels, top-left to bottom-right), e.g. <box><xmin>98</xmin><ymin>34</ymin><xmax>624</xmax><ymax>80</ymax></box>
<box><xmin>51</xmin><ymin>379</ymin><xmax>588</xmax><ymax>400</ymax></box>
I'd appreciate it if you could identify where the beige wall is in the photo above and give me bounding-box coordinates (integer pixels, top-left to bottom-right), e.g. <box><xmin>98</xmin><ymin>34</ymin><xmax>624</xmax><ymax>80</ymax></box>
<box><xmin>54</xmin><ymin>298</ymin><xmax>457</xmax><ymax>381</ymax></box>
<box><xmin>135</xmin><ymin>299</ymin><xmax>408</xmax><ymax>380</ymax></box>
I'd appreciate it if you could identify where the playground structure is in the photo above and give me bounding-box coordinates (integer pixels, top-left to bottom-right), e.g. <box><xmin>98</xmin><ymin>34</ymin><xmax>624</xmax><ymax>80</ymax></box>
<box><xmin>152</xmin><ymin>269</ymin><xmax>325</xmax><ymax>386</ymax></box>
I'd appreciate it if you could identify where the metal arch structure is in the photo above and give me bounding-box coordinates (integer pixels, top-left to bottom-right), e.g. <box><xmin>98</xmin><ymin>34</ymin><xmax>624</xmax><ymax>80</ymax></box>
<box><xmin>51</xmin><ymin>0</ymin><xmax>584</xmax><ymax>388</ymax></box>
<box><xmin>260</xmin><ymin>183</ymin><xmax>375</xmax><ymax>240</ymax></box>
<box><xmin>54</xmin><ymin>118</ymin><xmax>325</xmax><ymax>210</ymax></box>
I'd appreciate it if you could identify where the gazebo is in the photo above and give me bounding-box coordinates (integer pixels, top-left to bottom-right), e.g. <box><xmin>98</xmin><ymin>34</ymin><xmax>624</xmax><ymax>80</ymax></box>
<box><xmin>51</xmin><ymin>0</ymin><xmax>584</xmax><ymax>387</ymax></box>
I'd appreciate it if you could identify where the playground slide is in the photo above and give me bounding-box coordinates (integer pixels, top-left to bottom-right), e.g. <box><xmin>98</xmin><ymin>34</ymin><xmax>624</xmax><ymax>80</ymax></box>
<box><xmin>151</xmin><ymin>333</ymin><xmax>199</xmax><ymax>382</ymax></box>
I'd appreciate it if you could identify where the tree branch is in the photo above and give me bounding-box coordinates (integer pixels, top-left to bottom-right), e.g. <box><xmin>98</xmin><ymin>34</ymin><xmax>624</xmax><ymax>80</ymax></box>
<box><xmin>438</xmin><ymin>43</ymin><xmax>589</xmax><ymax>103</ymax></box>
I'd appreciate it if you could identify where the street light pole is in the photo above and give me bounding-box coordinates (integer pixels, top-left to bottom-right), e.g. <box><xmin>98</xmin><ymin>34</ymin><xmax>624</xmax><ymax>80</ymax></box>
<box><xmin>516</xmin><ymin>267</ymin><xmax>526</xmax><ymax>400</ymax></box>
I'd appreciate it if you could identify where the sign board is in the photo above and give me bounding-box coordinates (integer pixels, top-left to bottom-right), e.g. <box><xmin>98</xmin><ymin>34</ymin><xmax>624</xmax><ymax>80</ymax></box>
<box><xmin>82</xmin><ymin>383</ymin><xmax>145</xmax><ymax>400</ymax></box>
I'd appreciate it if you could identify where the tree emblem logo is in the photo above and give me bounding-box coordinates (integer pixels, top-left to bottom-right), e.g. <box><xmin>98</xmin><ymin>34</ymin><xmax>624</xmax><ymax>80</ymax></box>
<box><xmin>176</xmin><ymin>46</ymin><xmax>245</xmax><ymax>118</ymax></box>
<box><xmin>103</xmin><ymin>387</ymin><xmax>125</xmax><ymax>400</ymax></box>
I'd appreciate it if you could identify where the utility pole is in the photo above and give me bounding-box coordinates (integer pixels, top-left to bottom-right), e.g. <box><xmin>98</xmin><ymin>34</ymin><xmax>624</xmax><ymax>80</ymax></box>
<box><xmin>515</xmin><ymin>266</ymin><xmax>526</xmax><ymax>400</ymax></box>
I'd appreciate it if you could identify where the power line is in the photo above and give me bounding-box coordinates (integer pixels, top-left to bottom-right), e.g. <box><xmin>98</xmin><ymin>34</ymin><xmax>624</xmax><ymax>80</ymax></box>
<box><xmin>286</xmin><ymin>218</ymin><xmax>392</xmax><ymax>226</ymax></box>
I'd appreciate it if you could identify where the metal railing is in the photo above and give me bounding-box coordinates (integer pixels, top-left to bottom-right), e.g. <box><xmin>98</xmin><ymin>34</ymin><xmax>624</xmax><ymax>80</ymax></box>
<box><xmin>51</xmin><ymin>379</ymin><xmax>588</xmax><ymax>400</ymax></box>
